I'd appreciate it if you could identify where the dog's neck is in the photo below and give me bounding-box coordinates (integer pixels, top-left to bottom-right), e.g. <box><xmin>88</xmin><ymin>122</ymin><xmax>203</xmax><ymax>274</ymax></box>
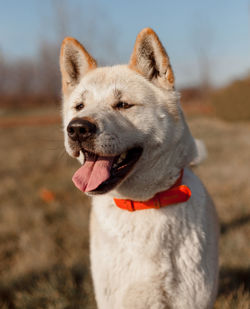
<box><xmin>113</xmin><ymin>169</ymin><xmax>191</xmax><ymax>211</ymax></box>
<box><xmin>107</xmin><ymin>165</ymin><xmax>184</xmax><ymax>201</ymax></box>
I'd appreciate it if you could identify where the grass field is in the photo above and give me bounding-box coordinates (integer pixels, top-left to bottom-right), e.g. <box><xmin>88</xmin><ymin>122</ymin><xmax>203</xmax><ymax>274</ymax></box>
<box><xmin>0</xmin><ymin>108</ymin><xmax>249</xmax><ymax>308</ymax></box>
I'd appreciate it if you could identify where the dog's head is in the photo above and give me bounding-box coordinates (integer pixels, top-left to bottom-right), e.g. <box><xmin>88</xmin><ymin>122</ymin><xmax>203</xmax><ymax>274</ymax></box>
<box><xmin>60</xmin><ymin>28</ymin><xmax>197</xmax><ymax>200</ymax></box>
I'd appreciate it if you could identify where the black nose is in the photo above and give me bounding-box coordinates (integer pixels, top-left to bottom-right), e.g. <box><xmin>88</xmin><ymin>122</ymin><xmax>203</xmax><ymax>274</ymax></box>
<box><xmin>67</xmin><ymin>118</ymin><xmax>97</xmax><ymax>141</ymax></box>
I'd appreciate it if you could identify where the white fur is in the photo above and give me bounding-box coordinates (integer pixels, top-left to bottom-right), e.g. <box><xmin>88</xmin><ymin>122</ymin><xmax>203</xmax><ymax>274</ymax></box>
<box><xmin>60</xmin><ymin>30</ymin><xmax>219</xmax><ymax>309</ymax></box>
<box><xmin>90</xmin><ymin>169</ymin><xmax>218</xmax><ymax>309</ymax></box>
<box><xmin>191</xmin><ymin>139</ymin><xmax>208</xmax><ymax>166</ymax></box>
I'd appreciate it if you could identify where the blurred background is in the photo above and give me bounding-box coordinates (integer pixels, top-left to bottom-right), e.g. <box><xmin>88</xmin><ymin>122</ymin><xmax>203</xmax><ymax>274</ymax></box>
<box><xmin>0</xmin><ymin>0</ymin><xmax>249</xmax><ymax>308</ymax></box>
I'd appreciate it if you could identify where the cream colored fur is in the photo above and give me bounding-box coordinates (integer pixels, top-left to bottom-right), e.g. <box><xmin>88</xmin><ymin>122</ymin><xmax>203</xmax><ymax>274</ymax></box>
<box><xmin>60</xmin><ymin>28</ymin><xmax>219</xmax><ymax>309</ymax></box>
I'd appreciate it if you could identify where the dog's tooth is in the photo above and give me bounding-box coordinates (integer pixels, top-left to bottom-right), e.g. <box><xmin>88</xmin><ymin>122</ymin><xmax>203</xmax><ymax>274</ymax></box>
<box><xmin>119</xmin><ymin>152</ymin><xmax>127</xmax><ymax>162</ymax></box>
<box><xmin>80</xmin><ymin>150</ymin><xmax>85</xmax><ymax>164</ymax></box>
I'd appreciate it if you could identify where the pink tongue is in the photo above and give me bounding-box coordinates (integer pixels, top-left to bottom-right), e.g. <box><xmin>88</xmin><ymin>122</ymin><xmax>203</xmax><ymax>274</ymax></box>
<box><xmin>72</xmin><ymin>156</ymin><xmax>114</xmax><ymax>192</ymax></box>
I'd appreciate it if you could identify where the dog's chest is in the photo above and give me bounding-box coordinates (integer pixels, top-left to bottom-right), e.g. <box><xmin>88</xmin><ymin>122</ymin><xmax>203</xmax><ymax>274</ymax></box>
<box><xmin>90</xmin><ymin>196</ymin><xmax>178</xmax><ymax>259</ymax></box>
<box><xmin>89</xmin><ymin>197</ymin><xmax>185</xmax><ymax>307</ymax></box>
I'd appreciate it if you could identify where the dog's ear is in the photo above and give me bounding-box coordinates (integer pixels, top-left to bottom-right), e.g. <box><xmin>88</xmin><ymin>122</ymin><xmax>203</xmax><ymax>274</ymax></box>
<box><xmin>60</xmin><ymin>37</ymin><xmax>97</xmax><ymax>96</ymax></box>
<box><xmin>129</xmin><ymin>28</ymin><xmax>174</xmax><ymax>90</ymax></box>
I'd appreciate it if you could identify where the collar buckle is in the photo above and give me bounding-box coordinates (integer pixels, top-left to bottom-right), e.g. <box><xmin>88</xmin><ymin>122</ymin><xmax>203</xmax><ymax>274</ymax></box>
<box><xmin>150</xmin><ymin>194</ymin><xmax>161</xmax><ymax>209</ymax></box>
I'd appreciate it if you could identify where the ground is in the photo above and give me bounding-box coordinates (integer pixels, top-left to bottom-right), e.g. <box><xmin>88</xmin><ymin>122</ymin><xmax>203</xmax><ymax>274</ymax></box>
<box><xmin>0</xmin><ymin>108</ymin><xmax>249</xmax><ymax>308</ymax></box>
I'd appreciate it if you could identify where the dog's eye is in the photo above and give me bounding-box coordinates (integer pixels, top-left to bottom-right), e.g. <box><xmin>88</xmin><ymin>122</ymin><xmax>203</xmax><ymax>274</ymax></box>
<box><xmin>75</xmin><ymin>103</ymin><xmax>84</xmax><ymax>111</ymax></box>
<box><xmin>114</xmin><ymin>101</ymin><xmax>134</xmax><ymax>110</ymax></box>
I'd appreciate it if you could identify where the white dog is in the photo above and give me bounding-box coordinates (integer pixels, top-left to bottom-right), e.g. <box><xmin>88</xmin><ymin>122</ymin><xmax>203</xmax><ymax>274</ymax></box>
<box><xmin>60</xmin><ymin>28</ymin><xmax>219</xmax><ymax>309</ymax></box>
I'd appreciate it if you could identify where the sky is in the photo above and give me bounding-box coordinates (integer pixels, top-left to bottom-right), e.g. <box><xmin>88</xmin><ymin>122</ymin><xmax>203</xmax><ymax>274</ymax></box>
<box><xmin>0</xmin><ymin>0</ymin><xmax>249</xmax><ymax>88</ymax></box>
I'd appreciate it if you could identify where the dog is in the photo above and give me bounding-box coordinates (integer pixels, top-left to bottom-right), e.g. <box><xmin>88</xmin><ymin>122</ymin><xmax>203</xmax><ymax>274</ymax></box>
<box><xmin>60</xmin><ymin>28</ymin><xmax>219</xmax><ymax>309</ymax></box>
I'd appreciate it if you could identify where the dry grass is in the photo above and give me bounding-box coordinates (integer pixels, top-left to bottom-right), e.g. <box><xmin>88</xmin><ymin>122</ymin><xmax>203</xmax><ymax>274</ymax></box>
<box><xmin>0</xmin><ymin>109</ymin><xmax>249</xmax><ymax>308</ymax></box>
<box><xmin>189</xmin><ymin>117</ymin><xmax>250</xmax><ymax>308</ymax></box>
<box><xmin>211</xmin><ymin>76</ymin><xmax>250</xmax><ymax>122</ymax></box>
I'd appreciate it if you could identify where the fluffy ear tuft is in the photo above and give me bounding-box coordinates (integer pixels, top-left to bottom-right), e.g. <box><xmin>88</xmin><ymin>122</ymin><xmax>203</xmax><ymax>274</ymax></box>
<box><xmin>60</xmin><ymin>37</ymin><xmax>97</xmax><ymax>96</ymax></box>
<box><xmin>190</xmin><ymin>139</ymin><xmax>207</xmax><ymax>166</ymax></box>
<box><xmin>129</xmin><ymin>28</ymin><xmax>174</xmax><ymax>90</ymax></box>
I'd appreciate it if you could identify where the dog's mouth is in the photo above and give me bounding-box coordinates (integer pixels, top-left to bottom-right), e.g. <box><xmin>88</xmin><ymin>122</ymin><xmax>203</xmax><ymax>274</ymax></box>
<box><xmin>72</xmin><ymin>146</ymin><xmax>143</xmax><ymax>194</ymax></box>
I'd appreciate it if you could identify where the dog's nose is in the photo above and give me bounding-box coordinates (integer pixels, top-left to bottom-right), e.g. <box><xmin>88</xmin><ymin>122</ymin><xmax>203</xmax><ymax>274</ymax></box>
<box><xmin>67</xmin><ymin>118</ymin><xmax>97</xmax><ymax>141</ymax></box>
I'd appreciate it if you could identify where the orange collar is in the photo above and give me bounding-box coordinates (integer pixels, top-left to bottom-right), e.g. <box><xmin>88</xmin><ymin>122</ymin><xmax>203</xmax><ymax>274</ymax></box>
<box><xmin>114</xmin><ymin>170</ymin><xmax>191</xmax><ymax>212</ymax></box>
